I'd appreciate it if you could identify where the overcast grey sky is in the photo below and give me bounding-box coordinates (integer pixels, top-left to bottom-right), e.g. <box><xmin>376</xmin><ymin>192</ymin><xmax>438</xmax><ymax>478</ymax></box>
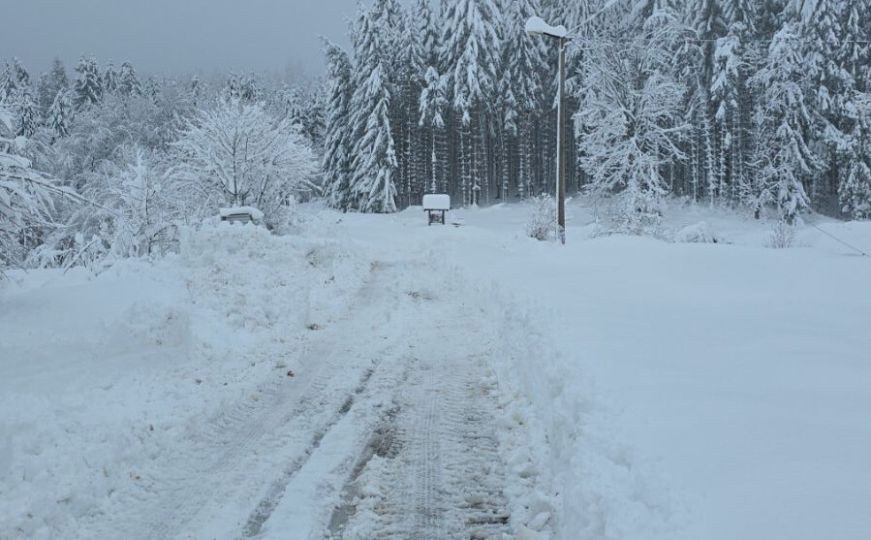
<box><xmin>0</xmin><ymin>0</ymin><xmax>377</xmax><ymax>79</ymax></box>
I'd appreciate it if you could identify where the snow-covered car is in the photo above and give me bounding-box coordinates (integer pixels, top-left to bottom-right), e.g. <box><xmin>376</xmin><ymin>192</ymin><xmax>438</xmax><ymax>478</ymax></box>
<box><xmin>219</xmin><ymin>206</ymin><xmax>264</xmax><ymax>225</ymax></box>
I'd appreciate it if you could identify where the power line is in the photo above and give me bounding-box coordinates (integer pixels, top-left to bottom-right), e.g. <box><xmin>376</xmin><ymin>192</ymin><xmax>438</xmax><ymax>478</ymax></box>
<box><xmin>568</xmin><ymin>36</ymin><xmax>871</xmax><ymax>46</ymax></box>
<box><xmin>808</xmin><ymin>220</ymin><xmax>869</xmax><ymax>257</ymax></box>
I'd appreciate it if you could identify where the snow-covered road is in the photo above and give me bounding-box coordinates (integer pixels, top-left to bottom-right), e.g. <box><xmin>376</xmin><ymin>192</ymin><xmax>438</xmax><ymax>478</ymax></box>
<box><xmin>0</xmin><ymin>238</ymin><xmax>545</xmax><ymax>540</ymax></box>
<box><xmin>242</xmin><ymin>258</ymin><xmax>520</xmax><ymax>540</ymax></box>
<box><xmin>5</xmin><ymin>201</ymin><xmax>870</xmax><ymax>540</ymax></box>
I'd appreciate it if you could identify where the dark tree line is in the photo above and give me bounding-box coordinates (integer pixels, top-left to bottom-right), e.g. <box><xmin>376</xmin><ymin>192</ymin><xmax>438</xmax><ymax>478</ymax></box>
<box><xmin>322</xmin><ymin>0</ymin><xmax>871</xmax><ymax>224</ymax></box>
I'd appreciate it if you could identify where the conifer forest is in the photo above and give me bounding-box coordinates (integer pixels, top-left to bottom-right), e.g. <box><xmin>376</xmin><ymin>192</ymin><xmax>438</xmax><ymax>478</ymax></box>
<box><xmin>3</xmin><ymin>3</ymin><xmax>871</xmax><ymax>540</ymax></box>
<box><xmin>2</xmin><ymin>0</ymin><xmax>871</xmax><ymax>268</ymax></box>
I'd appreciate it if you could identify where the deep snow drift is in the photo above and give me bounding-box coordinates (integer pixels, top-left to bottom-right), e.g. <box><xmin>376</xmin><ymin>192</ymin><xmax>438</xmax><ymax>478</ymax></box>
<box><xmin>2</xmin><ymin>200</ymin><xmax>871</xmax><ymax>540</ymax></box>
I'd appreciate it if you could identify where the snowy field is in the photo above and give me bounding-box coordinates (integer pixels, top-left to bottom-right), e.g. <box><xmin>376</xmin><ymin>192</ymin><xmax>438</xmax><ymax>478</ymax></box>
<box><xmin>2</xmin><ymin>201</ymin><xmax>871</xmax><ymax>540</ymax></box>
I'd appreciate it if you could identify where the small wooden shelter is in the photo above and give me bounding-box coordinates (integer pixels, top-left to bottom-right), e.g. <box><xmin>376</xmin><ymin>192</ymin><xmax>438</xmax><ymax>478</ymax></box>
<box><xmin>422</xmin><ymin>194</ymin><xmax>450</xmax><ymax>225</ymax></box>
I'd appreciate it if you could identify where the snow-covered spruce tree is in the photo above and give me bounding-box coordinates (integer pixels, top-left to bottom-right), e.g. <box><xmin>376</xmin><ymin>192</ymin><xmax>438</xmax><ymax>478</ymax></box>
<box><xmin>836</xmin><ymin>0</ymin><xmax>871</xmax><ymax>217</ymax></box>
<box><xmin>322</xmin><ymin>41</ymin><xmax>355</xmax><ymax>211</ymax></box>
<box><xmin>348</xmin><ymin>10</ymin><xmax>398</xmax><ymax>213</ymax></box>
<box><xmin>500</xmin><ymin>0</ymin><xmax>547</xmax><ymax>200</ymax></box>
<box><xmin>36</xmin><ymin>58</ymin><xmax>69</xmax><ymax>119</ymax></box>
<box><xmin>751</xmin><ymin>22</ymin><xmax>819</xmax><ymax>223</ymax></box>
<box><xmin>172</xmin><ymin>98</ymin><xmax>318</xmax><ymax>227</ymax></box>
<box><xmin>415</xmin><ymin>0</ymin><xmax>446</xmax><ymax>195</ymax></box>
<box><xmin>839</xmin><ymin>0</ymin><xmax>870</xmax><ymax>92</ymax></box>
<box><xmin>73</xmin><ymin>56</ymin><xmax>103</xmax><ymax>109</ymax></box>
<box><xmin>103</xmin><ymin>62</ymin><xmax>118</xmax><ymax>95</ymax></box>
<box><xmin>188</xmin><ymin>76</ymin><xmax>203</xmax><ymax>109</ymax></box>
<box><xmin>277</xmin><ymin>86</ymin><xmax>313</xmax><ymax>135</ymax></box>
<box><xmin>710</xmin><ymin>11</ymin><xmax>756</xmax><ymax>206</ymax></box>
<box><xmin>441</xmin><ymin>0</ymin><xmax>501</xmax><ymax>207</ymax></box>
<box><xmin>362</xmin><ymin>0</ymin><xmax>424</xmax><ymax>208</ymax></box>
<box><xmin>47</xmin><ymin>90</ymin><xmax>74</xmax><ymax>141</ymax></box>
<box><xmin>575</xmin><ymin>9</ymin><xmax>688</xmax><ymax>233</ymax></box>
<box><xmin>276</xmin><ymin>85</ymin><xmax>326</xmax><ymax>150</ymax></box>
<box><xmin>840</xmin><ymin>157</ymin><xmax>871</xmax><ymax>219</ymax></box>
<box><xmin>396</xmin><ymin>10</ymin><xmax>427</xmax><ymax>207</ymax></box>
<box><xmin>303</xmin><ymin>89</ymin><xmax>326</xmax><ymax>149</ymax></box>
<box><xmin>16</xmin><ymin>91</ymin><xmax>37</xmax><ymax>138</ymax></box>
<box><xmin>224</xmin><ymin>73</ymin><xmax>259</xmax><ymax>103</ymax></box>
<box><xmin>141</xmin><ymin>76</ymin><xmax>160</xmax><ymax>103</ymax></box>
<box><xmin>115</xmin><ymin>61</ymin><xmax>145</xmax><ymax>98</ymax></box>
<box><xmin>350</xmin><ymin>64</ymin><xmax>398</xmax><ymax>213</ymax></box>
<box><xmin>839</xmin><ymin>94</ymin><xmax>871</xmax><ymax>219</ymax></box>
<box><xmin>686</xmin><ymin>0</ymin><xmax>727</xmax><ymax>206</ymax></box>
<box><xmin>716</xmin><ymin>1</ymin><xmax>757</xmax><ymax>205</ymax></box>
<box><xmin>788</xmin><ymin>0</ymin><xmax>853</xmax><ymax>212</ymax></box>
<box><xmin>419</xmin><ymin>66</ymin><xmax>448</xmax><ymax>195</ymax></box>
<box><xmin>0</xmin><ymin>59</ymin><xmax>30</xmax><ymax>102</ymax></box>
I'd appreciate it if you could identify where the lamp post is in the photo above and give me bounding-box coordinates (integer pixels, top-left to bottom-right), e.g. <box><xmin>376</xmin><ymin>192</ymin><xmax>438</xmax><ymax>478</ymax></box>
<box><xmin>526</xmin><ymin>16</ymin><xmax>569</xmax><ymax>245</ymax></box>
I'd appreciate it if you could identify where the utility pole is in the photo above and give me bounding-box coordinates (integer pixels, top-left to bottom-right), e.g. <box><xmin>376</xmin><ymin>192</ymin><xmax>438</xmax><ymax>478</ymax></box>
<box><xmin>556</xmin><ymin>37</ymin><xmax>567</xmax><ymax>245</ymax></box>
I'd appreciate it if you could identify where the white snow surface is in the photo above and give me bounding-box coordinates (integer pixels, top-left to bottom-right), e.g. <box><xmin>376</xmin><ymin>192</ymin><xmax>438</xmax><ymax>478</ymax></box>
<box><xmin>422</xmin><ymin>194</ymin><xmax>451</xmax><ymax>210</ymax></box>
<box><xmin>2</xmin><ymin>201</ymin><xmax>871</xmax><ymax>540</ymax></box>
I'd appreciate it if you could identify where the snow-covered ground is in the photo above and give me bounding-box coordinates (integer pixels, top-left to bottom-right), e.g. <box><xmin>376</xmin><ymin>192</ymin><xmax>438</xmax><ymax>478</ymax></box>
<box><xmin>2</xmin><ymin>200</ymin><xmax>870</xmax><ymax>540</ymax></box>
<box><xmin>325</xmin><ymin>200</ymin><xmax>871</xmax><ymax>540</ymax></box>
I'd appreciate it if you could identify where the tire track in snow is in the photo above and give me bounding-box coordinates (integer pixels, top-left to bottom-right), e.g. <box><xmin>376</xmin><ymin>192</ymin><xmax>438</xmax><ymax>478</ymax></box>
<box><xmin>240</xmin><ymin>365</ymin><xmax>380</xmax><ymax>537</ymax></box>
<box><xmin>326</xmin><ymin>304</ymin><xmax>514</xmax><ymax>539</ymax></box>
<box><xmin>75</xmin><ymin>259</ymin><xmax>406</xmax><ymax>540</ymax></box>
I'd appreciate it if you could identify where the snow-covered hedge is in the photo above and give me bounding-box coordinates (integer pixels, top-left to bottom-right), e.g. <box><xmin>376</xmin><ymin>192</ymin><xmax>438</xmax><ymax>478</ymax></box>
<box><xmin>526</xmin><ymin>195</ymin><xmax>556</xmax><ymax>241</ymax></box>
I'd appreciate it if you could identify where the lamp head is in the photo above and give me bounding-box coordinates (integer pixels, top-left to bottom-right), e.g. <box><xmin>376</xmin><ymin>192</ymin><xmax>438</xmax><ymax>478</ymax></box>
<box><xmin>525</xmin><ymin>16</ymin><xmax>569</xmax><ymax>39</ymax></box>
<box><xmin>525</xmin><ymin>16</ymin><xmax>546</xmax><ymax>37</ymax></box>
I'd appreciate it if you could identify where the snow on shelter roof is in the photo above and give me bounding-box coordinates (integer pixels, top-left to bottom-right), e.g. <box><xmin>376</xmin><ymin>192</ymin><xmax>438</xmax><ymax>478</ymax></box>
<box><xmin>422</xmin><ymin>194</ymin><xmax>451</xmax><ymax>211</ymax></box>
<box><xmin>219</xmin><ymin>206</ymin><xmax>264</xmax><ymax>220</ymax></box>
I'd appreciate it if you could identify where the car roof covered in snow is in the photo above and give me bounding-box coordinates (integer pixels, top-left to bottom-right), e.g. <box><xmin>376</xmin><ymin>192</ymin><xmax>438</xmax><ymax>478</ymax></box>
<box><xmin>219</xmin><ymin>206</ymin><xmax>264</xmax><ymax>220</ymax></box>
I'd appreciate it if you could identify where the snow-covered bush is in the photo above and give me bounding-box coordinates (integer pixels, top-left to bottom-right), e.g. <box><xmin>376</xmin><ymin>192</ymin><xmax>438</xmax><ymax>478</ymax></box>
<box><xmin>92</xmin><ymin>147</ymin><xmax>180</xmax><ymax>258</ymax></box>
<box><xmin>766</xmin><ymin>219</ymin><xmax>796</xmax><ymax>249</ymax></box>
<box><xmin>674</xmin><ymin>221</ymin><xmax>719</xmax><ymax>244</ymax></box>
<box><xmin>526</xmin><ymin>194</ymin><xmax>556</xmax><ymax>241</ymax></box>
<box><xmin>0</xmin><ymin>98</ymin><xmax>73</xmax><ymax>271</ymax></box>
<box><xmin>172</xmin><ymin>98</ymin><xmax>318</xmax><ymax>228</ymax></box>
<box><xmin>33</xmin><ymin>146</ymin><xmax>180</xmax><ymax>268</ymax></box>
<box><xmin>611</xmin><ymin>188</ymin><xmax>665</xmax><ymax>235</ymax></box>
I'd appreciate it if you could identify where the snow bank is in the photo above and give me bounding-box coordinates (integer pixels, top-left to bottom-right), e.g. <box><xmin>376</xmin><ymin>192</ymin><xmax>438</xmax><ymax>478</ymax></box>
<box><xmin>0</xmin><ymin>222</ymin><xmax>373</xmax><ymax>539</ymax></box>
<box><xmin>673</xmin><ymin>221</ymin><xmax>718</xmax><ymax>243</ymax></box>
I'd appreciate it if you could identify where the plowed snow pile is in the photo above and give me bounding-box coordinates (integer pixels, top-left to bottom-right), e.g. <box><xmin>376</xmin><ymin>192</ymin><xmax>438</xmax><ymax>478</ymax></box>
<box><xmin>0</xmin><ymin>223</ymin><xmax>369</xmax><ymax>539</ymax></box>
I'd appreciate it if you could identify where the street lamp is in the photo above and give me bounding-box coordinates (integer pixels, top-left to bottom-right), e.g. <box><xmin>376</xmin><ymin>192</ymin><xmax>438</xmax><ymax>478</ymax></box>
<box><xmin>526</xmin><ymin>16</ymin><xmax>569</xmax><ymax>245</ymax></box>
